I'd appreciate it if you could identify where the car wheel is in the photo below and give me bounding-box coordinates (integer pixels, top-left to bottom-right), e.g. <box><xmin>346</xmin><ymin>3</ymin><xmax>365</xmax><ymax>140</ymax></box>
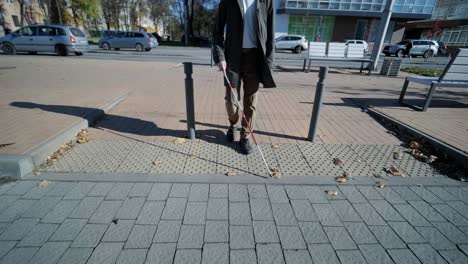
<box><xmin>135</xmin><ymin>43</ymin><xmax>144</xmax><ymax>52</ymax></box>
<box><xmin>294</xmin><ymin>46</ymin><xmax>302</xmax><ymax>54</ymax></box>
<box><xmin>102</xmin><ymin>42</ymin><xmax>111</xmax><ymax>50</ymax></box>
<box><xmin>3</xmin><ymin>43</ymin><xmax>16</xmax><ymax>55</ymax></box>
<box><xmin>114</xmin><ymin>48</ymin><xmax>120</xmax><ymax>51</ymax></box>
<box><xmin>423</xmin><ymin>50</ymin><xmax>433</xmax><ymax>58</ymax></box>
<box><xmin>56</xmin><ymin>45</ymin><xmax>69</xmax><ymax>56</ymax></box>
<box><xmin>384</xmin><ymin>52</ymin><xmax>390</xmax><ymax>56</ymax></box>
<box><xmin>75</xmin><ymin>52</ymin><xmax>83</xmax><ymax>56</ymax></box>
<box><xmin>397</xmin><ymin>49</ymin><xmax>404</xmax><ymax>58</ymax></box>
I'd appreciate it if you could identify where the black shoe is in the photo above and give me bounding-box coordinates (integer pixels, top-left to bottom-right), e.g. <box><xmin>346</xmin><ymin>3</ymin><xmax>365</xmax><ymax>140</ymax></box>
<box><xmin>226</xmin><ymin>126</ymin><xmax>235</xmax><ymax>142</ymax></box>
<box><xmin>239</xmin><ymin>138</ymin><xmax>253</xmax><ymax>155</ymax></box>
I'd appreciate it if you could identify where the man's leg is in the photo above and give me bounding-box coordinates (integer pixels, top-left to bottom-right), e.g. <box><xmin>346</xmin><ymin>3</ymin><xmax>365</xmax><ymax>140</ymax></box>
<box><xmin>225</xmin><ymin>70</ymin><xmax>241</xmax><ymax>141</ymax></box>
<box><xmin>239</xmin><ymin>49</ymin><xmax>260</xmax><ymax>154</ymax></box>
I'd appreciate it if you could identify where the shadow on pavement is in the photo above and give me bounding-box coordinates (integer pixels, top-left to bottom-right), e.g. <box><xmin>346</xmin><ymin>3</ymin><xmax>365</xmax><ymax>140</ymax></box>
<box><xmin>10</xmin><ymin>101</ymin><xmax>283</xmax><ymax>154</ymax></box>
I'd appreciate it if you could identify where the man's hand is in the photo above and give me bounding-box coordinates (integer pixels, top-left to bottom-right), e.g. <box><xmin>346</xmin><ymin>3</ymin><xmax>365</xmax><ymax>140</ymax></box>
<box><xmin>217</xmin><ymin>61</ymin><xmax>226</xmax><ymax>72</ymax></box>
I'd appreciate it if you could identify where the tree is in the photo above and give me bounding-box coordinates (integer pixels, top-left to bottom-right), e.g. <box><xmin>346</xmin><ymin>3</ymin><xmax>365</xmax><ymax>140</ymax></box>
<box><xmin>69</xmin><ymin>0</ymin><xmax>100</xmax><ymax>28</ymax></box>
<box><xmin>147</xmin><ymin>0</ymin><xmax>169</xmax><ymax>34</ymax></box>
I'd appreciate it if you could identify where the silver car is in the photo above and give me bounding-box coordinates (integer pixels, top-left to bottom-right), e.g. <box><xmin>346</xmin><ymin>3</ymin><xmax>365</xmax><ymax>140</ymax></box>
<box><xmin>275</xmin><ymin>35</ymin><xmax>308</xmax><ymax>54</ymax></box>
<box><xmin>1</xmin><ymin>24</ymin><xmax>88</xmax><ymax>56</ymax></box>
<box><xmin>383</xmin><ymin>40</ymin><xmax>439</xmax><ymax>58</ymax></box>
<box><xmin>98</xmin><ymin>31</ymin><xmax>154</xmax><ymax>52</ymax></box>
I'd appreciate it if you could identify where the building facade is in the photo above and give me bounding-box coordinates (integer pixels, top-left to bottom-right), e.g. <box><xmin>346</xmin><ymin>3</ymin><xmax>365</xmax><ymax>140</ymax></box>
<box><xmin>275</xmin><ymin>0</ymin><xmax>436</xmax><ymax>43</ymax></box>
<box><xmin>405</xmin><ymin>0</ymin><xmax>468</xmax><ymax>47</ymax></box>
<box><xmin>0</xmin><ymin>0</ymin><xmax>49</xmax><ymax>36</ymax></box>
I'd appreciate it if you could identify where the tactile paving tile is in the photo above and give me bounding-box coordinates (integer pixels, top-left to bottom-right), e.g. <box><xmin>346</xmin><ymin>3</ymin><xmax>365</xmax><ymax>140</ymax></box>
<box><xmin>373</xmin><ymin>145</ymin><xmax>436</xmax><ymax>177</ymax></box>
<box><xmin>298</xmin><ymin>144</ymin><xmax>343</xmax><ymax>177</ymax></box>
<box><xmin>216</xmin><ymin>143</ymin><xmax>249</xmax><ymax>175</ymax></box>
<box><xmin>43</xmin><ymin>141</ymin><xmax>113</xmax><ymax>172</ymax></box>
<box><xmin>150</xmin><ymin>142</ymin><xmax>191</xmax><ymax>174</ymax></box>
<box><xmin>183</xmin><ymin>143</ymin><xmax>218</xmax><ymax>174</ymax></box>
<box><xmin>83</xmin><ymin>140</ymin><xmax>136</xmax><ymax>173</ymax></box>
<box><xmin>272</xmin><ymin>144</ymin><xmax>314</xmax><ymax>176</ymax></box>
<box><xmin>349</xmin><ymin>144</ymin><xmax>400</xmax><ymax>177</ymax></box>
<box><xmin>323</xmin><ymin>144</ymin><xmax>375</xmax><ymax>177</ymax></box>
<box><xmin>116</xmin><ymin>142</ymin><xmax>163</xmax><ymax>173</ymax></box>
<box><xmin>247</xmin><ymin>144</ymin><xmax>279</xmax><ymax>177</ymax></box>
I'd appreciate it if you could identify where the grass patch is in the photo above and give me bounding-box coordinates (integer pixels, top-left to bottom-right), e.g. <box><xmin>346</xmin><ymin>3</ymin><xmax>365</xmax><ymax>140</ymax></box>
<box><xmin>401</xmin><ymin>67</ymin><xmax>443</xmax><ymax>77</ymax></box>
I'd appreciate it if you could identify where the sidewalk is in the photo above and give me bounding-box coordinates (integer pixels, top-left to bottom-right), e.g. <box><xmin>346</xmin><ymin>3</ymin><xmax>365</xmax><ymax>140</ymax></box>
<box><xmin>0</xmin><ymin>177</ymin><xmax>467</xmax><ymax>264</ymax></box>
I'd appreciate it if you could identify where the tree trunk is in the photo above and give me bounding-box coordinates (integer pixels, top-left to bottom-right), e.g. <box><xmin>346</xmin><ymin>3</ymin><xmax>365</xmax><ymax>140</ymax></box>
<box><xmin>19</xmin><ymin>3</ymin><xmax>24</xmax><ymax>26</ymax></box>
<box><xmin>184</xmin><ymin>0</ymin><xmax>189</xmax><ymax>45</ymax></box>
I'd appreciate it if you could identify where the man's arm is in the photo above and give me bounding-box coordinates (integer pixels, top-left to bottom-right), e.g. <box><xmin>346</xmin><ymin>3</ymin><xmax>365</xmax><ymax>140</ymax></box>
<box><xmin>212</xmin><ymin>0</ymin><xmax>227</xmax><ymax>68</ymax></box>
<box><xmin>265</xmin><ymin>0</ymin><xmax>274</xmax><ymax>68</ymax></box>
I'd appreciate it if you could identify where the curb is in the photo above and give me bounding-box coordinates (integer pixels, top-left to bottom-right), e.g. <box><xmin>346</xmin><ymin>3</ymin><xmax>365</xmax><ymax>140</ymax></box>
<box><xmin>23</xmin><ymin>172</ymin><xmax>466</xmax><ymax>187</ymax></box>
<box><xmin>0</xmin><ymin>94</ymin><xmax>129</xmax><ymax>179</ymax></box>
<box><xmin>367</xmin><ymin>108</ymin><xmax>468</xmax><ymax>173</ymax></box>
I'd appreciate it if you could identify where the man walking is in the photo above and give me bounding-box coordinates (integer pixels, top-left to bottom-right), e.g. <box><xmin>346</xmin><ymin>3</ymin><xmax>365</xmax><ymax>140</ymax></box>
<box><xmin>212</xmin><ymin>0</ymin><xmax>276</xmax><ymax>154</ymax></box>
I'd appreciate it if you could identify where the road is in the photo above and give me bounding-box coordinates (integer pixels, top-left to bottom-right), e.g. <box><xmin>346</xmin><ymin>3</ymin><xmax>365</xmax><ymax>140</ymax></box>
<box><xmin>81</xmin><ymin>45</ymin><xmax>450</xmax><ymax>70</ymax></box>
<box><xmin>1</xmin><ymin>45</ymin><xmax>450</xmax><ymax>70</ymax></box>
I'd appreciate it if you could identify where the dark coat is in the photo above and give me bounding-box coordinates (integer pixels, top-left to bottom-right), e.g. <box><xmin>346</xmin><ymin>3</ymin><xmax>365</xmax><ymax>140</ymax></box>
<box><xmin>212</xmin><ymin>0</ymin><xmax>276</xmax><ymax>88</ymax></box>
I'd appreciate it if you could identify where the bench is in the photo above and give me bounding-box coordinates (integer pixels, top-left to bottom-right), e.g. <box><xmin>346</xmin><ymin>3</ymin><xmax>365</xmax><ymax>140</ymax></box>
<box><xmin>302</xmin><ymin>42</ymin><xmax>373</xmax><ymax>74</ymax></box>
<box><xmin>398</xmin><ymin>48</ymin><xmax>468</xmax><ymax>112</ymax></box>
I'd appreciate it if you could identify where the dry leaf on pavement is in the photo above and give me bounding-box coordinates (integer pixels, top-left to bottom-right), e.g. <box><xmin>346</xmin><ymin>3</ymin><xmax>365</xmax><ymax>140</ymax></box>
<box><xmin>76</xmin><ymin>129</ymin><xmax>89</xmax><ymax>144</ymax></box>
<box><xmin>335</xmin><ymin>172</ymin><xmax>352</xmax><ymax>183</ymax></box>
<box><xmin>409</xmin><ymin>141</ymin><xmax>421</xmax><ymax>150</ymax></box>
<box><xmin>226</xmin><ymin>170</ymin><xmax>236</xmax><ymax>176</ymax></box>
<box><xmin>37</xmin><ymin>180</ymin><xmax>49</xmax><ymax>188</ymax></box>
<box><xmin>270</xmin><ymin>167</ymin><xmax>281</xmax><ymax>178</ymax></box>
<box><xmin>333</xmin><ymin>158</ymin><xmax>345</xmax><ymax>166</ymax></box>
<box><xmin>385</xmin><ymin>165</ymin><xmax>403</xmax><ymax>176</ymax></box>
<box><xmin>425</xmin><ymin>155</ymin><xmax>437</xmax><ymax>164</ymax></box>
<box><xmin>191</xmin><ymin>153</ymin><xmax>198</xmax><ymax>160</ymax></box>
<box><xmin>325</xmin><ymin>190</ymin><xmax>338</xmax><ymax>196</ymax></box>
<box><xmin>174</xmin><ymin>138</ymin><xmax>187</xmax><ymax>144</ymax></box>
<box><xmin>386</xmin><ymin>130</ymin><xmax>397</xmax><ymax>136</ymax></box>
<box><xmin>152</xmin><ymin>160</ymin><xmax>161</xmax><ymax>166</ymax></box>
<box><xmin>272</xmin><ymin>145</ymin><xmax>279</xmax><ymax>149</ymax></box>
<box><xmin>33</xmin><ymin>170</ymin><xmax>41</xmax><ymax>176</ymax></box>
<box><xmin>393</xmin><ymin>152</ymin><xmax>403</xmax><ymax>160</ymax></box>
<box><xmin>375</xmin><ymin>181</ymin><xmax>385</xmax><ymax>188</ymax></box>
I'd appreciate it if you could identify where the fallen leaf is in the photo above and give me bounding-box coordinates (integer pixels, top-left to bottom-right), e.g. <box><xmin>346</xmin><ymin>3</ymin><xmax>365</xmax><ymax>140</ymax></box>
<box><xmin>409</xmin><ymin>141</ymin><xmax>421</xmax><ymax>150</ymax></box>
<box><xmin>425</xmin><ymin>155</ymin><xmax>437</xmax><ymax>164</ymax></box>
<box><xmin>335</xmin><ymin>172</ymin><xmax>352</xmax><ymax>183</ymax></box>
<box><xmin>270</xmin><ymin>167</ymin><xmax>281</xmax><ymax>178</ymax></box>
<box><xmin>375</xmin><ymin>181</ymin><xmax>385</xmax><ymax>188</ymax></box>
<box><xmin>191</xmin><ymin>153</ymin><xmax>198</xmax><ymax>160</ymax></box>
<box><xmin>152</xmin><ymin>160</ymin><xmax>161</xmax><ymax>166</ymax></box>
<box><xmin>33</xmin><ymin>170</ymin><xmax>41</xmax><ymax>176</ymax></box>
<box><xmin>76</xmin><ymin>138</ymin><xmax>89</xmax><ymax>144</ymax></box>
<box><xmin>333</xmin><ymin>158</ymin><xmax>345</xmax><ymax>166</ymax></box>
<box><xmin>174</xmin><ymin>138</ymin><xmax>187</xmax><ymax>144</ymax></box>
<box><xmin>272</xmin><ymin>145</ymin><xmax>279</xmax><ymax>149</ymax></box>
<box><xmin>325</xmin><ymin>190</ymin><xmax>338</xmax><ymax>196</ymax></box>
<box><xmin>226</xmin><ymin>170</ymin><xmax>236</xmax><ymax>176</ymax></box>
<box><xmin>37</xmin><ymin>180</ymin><xmax>49</xmax><ymax>188</ymax></box>
<box><xmin>393</xmin><ymin>152</ymin><xmax>403</xmax><ymax>160</ymax></box>
<box><xmin>386</xmin><ymin>130</ymin><xmax>397</xmax><ymax>136</ymax></box>
<box><xmin>385</xmin><ymin>165</ymin><xmax>403</xmax><ymax>176</ymax></box>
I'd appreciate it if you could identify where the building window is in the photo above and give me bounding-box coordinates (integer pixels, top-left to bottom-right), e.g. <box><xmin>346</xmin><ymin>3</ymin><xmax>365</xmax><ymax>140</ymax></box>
<box><xmin>12</xmin><ymin>15</ymin><xmax>20</xmax><ymax>27</ymax></box>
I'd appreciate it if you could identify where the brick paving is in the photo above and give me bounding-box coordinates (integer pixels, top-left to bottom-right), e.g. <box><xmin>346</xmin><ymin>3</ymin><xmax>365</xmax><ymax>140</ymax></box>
<box><xmin>1</xmin><ymin>179</ymin><xmax>468</xmax><ymax>264</ymax></box>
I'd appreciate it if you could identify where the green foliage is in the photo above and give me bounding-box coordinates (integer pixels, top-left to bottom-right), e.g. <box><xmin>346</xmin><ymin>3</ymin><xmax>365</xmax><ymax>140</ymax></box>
<box><xmin>401</xmin><ymin>67</ymin><xmax>443</xmax><ymax>77</ymax></box>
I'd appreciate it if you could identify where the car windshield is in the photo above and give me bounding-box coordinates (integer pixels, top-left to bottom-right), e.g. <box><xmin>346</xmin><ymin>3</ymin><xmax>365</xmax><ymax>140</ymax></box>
<box><xmin>70</xmin><ymin>27</ymin><xmax>86</xmax><ymax>37</ymax></box>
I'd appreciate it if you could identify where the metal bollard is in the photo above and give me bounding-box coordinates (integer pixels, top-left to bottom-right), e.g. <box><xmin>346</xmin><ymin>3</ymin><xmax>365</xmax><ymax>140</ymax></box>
<box><xmin>184</xmin><ymin>62</ymin><xmax>196</xmax><ymax>140</ymax></box>
<box><xmin>308</xmin><ymin>66</ymin><xmax>328</xmax><ymax>142</ymax></box>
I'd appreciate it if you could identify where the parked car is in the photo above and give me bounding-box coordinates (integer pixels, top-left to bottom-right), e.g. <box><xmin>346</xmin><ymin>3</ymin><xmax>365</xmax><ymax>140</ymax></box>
<box><xmin>437</xmin><ymin>41</ymin><xmax>448</xmax><ymax>56</ymax></box>
<box><xmin>275</xmin><ymin>35</ymin><xmax>308</xmax><ymax>53</ymax></box>
<box><xmin>345</xmin><ymin>39</ymin><xmax>368</xmax><ymax>54</ymax></box>
<box><xmin>1</xmin><ymin>24</ymin><xmax>88</xmax><ymax>56</ymax></box>
<box><xmin>98</xmin><ymin>31</ymin><xmax>154</xmax><ymax>51</ymax></box>
<box><xmin>382</xmin><ymin>40</ymin><xmax>439</xmax><ymax>58</ymax></box>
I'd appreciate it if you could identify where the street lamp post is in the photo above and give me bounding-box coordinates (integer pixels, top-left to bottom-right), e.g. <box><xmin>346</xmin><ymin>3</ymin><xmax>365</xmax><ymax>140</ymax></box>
<box><xmin>370</xmin><ymin>0</ymin><xmax>394</xmax><ymax>71</ymax></box>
